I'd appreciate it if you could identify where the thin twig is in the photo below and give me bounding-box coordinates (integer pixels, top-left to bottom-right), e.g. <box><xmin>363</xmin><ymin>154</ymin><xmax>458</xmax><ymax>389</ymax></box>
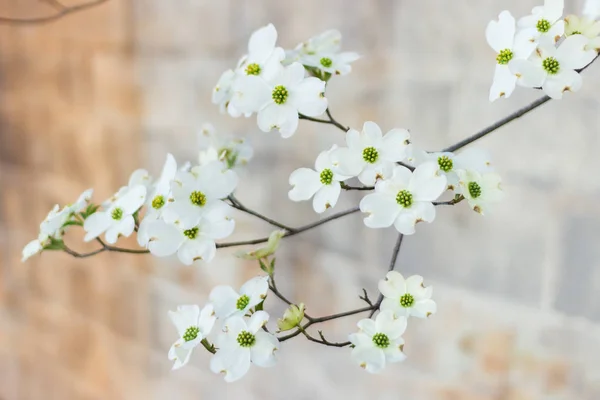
<box><xmin>340</xmin><ymin>183</ymin><xmax>374</xmax><ymax>191</ymax></box>
<box><xmin>299</xmin><ymin>108</ymin><xmax>349</xmax><ymax>132</ymax></box>
<box><xmin>0</xmin><ymin>0</ymin><xmax>108</xmax><ymax>25</ymax></box>
<box><xmin>369</xmin><ymin>233</ymin><xmax>404</xmax><ymax>317</ymax></box>
<box><xmin>228</xmin><ymin>195</ymin><xmax>295</xmax><ymax>231</ymax></box>
<box><xmin>325</xmin><ymin>108</ymin><xmax>349</xmax><ymax>132</ymax></box>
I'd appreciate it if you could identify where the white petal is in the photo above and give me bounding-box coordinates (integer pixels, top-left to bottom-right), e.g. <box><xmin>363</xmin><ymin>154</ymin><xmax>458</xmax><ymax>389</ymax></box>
<box><xmin>556</xmin><ymin>34</ymin><xmax>597</xmax><ymax>70</ymax></box>
<box><xmin>387</xmin><ymin>165</ymin><xmax>413</xmax><ymax>188</ymax></box>
<box><xmin>22</xmin><ymin>239</ymin><xmax>43</xmax><ymax>261</ymax></box>
<box><xmin>351</xmin><ymin>346</ymin><xmax>386</xmax><ymax>373</ymax></box>
<box><xmin>544</xmin><ymin>0</ymin><xmax>564</xmax><ymax>23</ymax></box>
<box><xmin>380</xmin><ymin>298</ymin><xmax>407</xmax><ymax>318</ymax></box>
<box><xmin>291</xmin><ymin>77</ymin><xmax>327</xmax><ymax>116</ymax></box>
<box><xmin>329</xmin><ymin>147</ymin><xmax>363</xmax><ymax>177</ymax></box>
<box><xmin>412</xmin><ymin>299</ymin><xmax>437</xmax><ymax>318</ymax></box>
<box><xmin>360</xmin><ymin>193</ymin><xmax>399</xmax><ymax>228</ymax></box>
<box><xmin>240</xmin><ymin>276</ymin><xmax>269</xmax><ymax>308</ymax></box>
<box><xmin>543</xmin><ymin>70</ymin><xmax>582</xmax><ymax>99</ymax></box>
<box><xmin>378</xmin><ymin>278</ymin><xmax>402</xmax><ymax>299</ymax></box>
<box><xmin>257</xmin><ymin>103</ymin><xmax>299</xmax><ymax>138</ymax></box>
<box><xmin>198</xmin><ymin>304</ymin><xmax>217</xmax><ymax>335</ymax></box>
<box><xmin>222</xmin><ymin>316</ymin><xmax>247</xmax><ymax>337</ymax></box>
<box><xmin>231</xmin><ymin>75</ymin><xmax>271</xmax><ymax>114</ymax></box>
<box><xmin>248</xmin><ymin>24</ymin><xmax>277</xmax><ymax>62</ymax></box>
<box><xmin>409</xmin><ymin>162</ymin><xmax>447</xmax><ymax>201</ymax></box>
<box><xmin>383</xmin><ymin>339</ymin><xmax>407</xmax><ymax>363</ymax></box>
<box><xmin>196</xmin><ymin>162</ymin><xmax>239</xmax><ymax>200</ymax></box>
<box><xmin>288</xmin><ymin>168</ymin><xmax>322</xmax><ymax>201</ymax></box>
<box><xmin>209</xmin><ymin>285</ymin><xmax>240</xmax><ymax>318</ymax></box>
<box><xmin>250</xmin><ymin>331</ymin><xmax>279</xmax><ymax>367</ymax></box>
<box><xmin>247</xmin><ymin>310</ymin><xmax>270</xmax><ymax>334</ymax></box>
<box><xmin>512</xmin><ymin>30</ymin><xmax>537</xmax><ymax>59</ymax></box>
<box><xmin>362</xmin><ymin>121</ymin><xmax>383</xmax><ymax>143</ymax></box>
<box><xmin>312</xmin><ymin>184</ymin><xmax>341</xmax><ymax>213</ymax></box>
<box><xmin>115</xmin><ymin>185</ymin><xmax>147</xmax><ymax>215</ymax></box>
<box><xmin>375</xmin><ymin>311</ymin><xmax>407</xmax><ymax>339</ymax></box>
<box><xmin>276</xmin><ymin>62</ymin><xmax>306</xmax><ymax>87</ymax></box>
<box><xmin>83</xmin><ymin>212</ymin><xmax>111</xmax><ymax>242</ymax></box>
<box><xmin>486</xmin><ymin>10</ymin><xmax>516</xmax><ymax>52</ymax></box>
<box><xmin>379</xmin><ymin>129</ymin><xmax>411</xmax><ymax>161</ymax></box>
<box><xmin>509</xmin><ymin>59</ymin><xmax>546</xmax><ymax>88</ymax></box>
<box><xmin>393</xmin><ymin>211</ymin><xmax>418</xmax><ymax>235</ymax></box>
<box><xmin>105</xmin><ymin>216</ymin><xmax>135</xmax><ymax>244</ymax></box>
<box><xmin>128</xmin><ymin>168</ymin><xmax>151</xmax><ymax>188</ymax></box>
<box><xmin>177</xmin><ymin>238</ymin><xmax>217</xmax><ymax>265</ymax></box>
<box><xmin>357</xmin><ymin>318</ymin><xmax>377</xmax><ymax>336</ymax></box>
<box><xmin>210</xmin><ymin>347</ymin><xmax>251</xmax><ymax>382</ymax></box>
<box><xmin>348</xmin><ymin>332</ymin><xmax>372</xmax><ymax>348</ymax></box>
<box><xmin>489</xmin><ymin>64</ymin><xmax>517</xmax><ymax>101</ymax></box>
<box><xmin>405</xmin><ymin>275</ymin><xmax>426</xmax><ymax>294</ymax></box>
<box><xmin>169</xmin><ymin>305</ymin><xmax>200</xmax><ymax>337</ymax></box>
<box><xmin>169</xmin><ymin>341</ymin><xmax>194</xmax><ymax>370</ymax></box>
<box><xmin>147</xmin><ymin>221</ymin><xmax>183</xmax><ymax>257</ymax></box>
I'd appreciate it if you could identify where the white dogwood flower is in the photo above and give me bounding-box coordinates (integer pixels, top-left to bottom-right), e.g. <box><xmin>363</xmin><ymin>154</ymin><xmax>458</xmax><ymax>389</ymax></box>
<box><xmin>146</xmin><ymin>201</ymin><xmax>234</xmax><ymax>265</ymax></box>
<box><xmin>518</xmin><ymin>0</ymin><xmax>565</xmax><ymax>45</ymax></box>
<box><xmin>330</xmin><ymin>121</ymin><xmax>412</xmax><ymax>186</ymax></box>
<box><xmin>288</xmin><ymin>145</ymin><xmax>352</xmax><ymax>213</ymax></box>
<box><xmin>235</xmin><ymin>24</ymin><xmax>284</xmax><ymax>82</ymax></box>
<box><xmin>360</xmin><ymin>163</ymin><xmax>446</xmax><ymax>235</ymax></box>
<box><xmin>510</xmin><ymin>35</ymin><xmax>597</xmax><ymax>99</ymax></box>
<box><xmin>210</xmin><ymin>311</ymin><xmax>279</xmax><ymax>382</ymax></box>
<box><xmin>486</xmin><ymin>10</ymin><xmax>536</xmax><ymax>101</ymax></box>
<box><xmin>285</xmin><ymin>29</ymin><xmax>343</xmax><ymax>64</ymax></box>
<box><xmin>234</xmin><ymin>62</ymin><xmax>327</xmax><ymax>138</ymax></box>
<box><xmin>212</xmin><ymin>69</ymin><xmax>244</xmax><ymax>117</ymax></box>
<box><xmin>168</xmin><ymin>304</ymin><xmax>216</xmax><ymax>370</ymax></box>
<box><xmin>456</xmin><ymin>170</ymin><xmax>504</xmax><ymax>215</ymax></box>
<box><xmin>348</xmin><ymin>311</ymin><xmax>407</xmax><ymax>373</ymax></box>
<box><xmin>84</xmin><ymin>185</ymin><xmax>146</xmax><ymax>244</ymax></box>
<box><xmin>209</xmin><ymin>276</ymin><xmax>269</xmax><ymax>319</ymax></box>
<box><xmin>379</xmin><ymin>272</ymin><xmax>437</xmax><ymax>319</ymax></box>
<box><xmin>565</xmin><ymin>14</ymin><xmax>600</xmax><ymax>52</ymax></box>
<box><xmin>165</xmin><ymin>161</ymin><xmax>238</xmax><ymax>226</ymax></box>
<box><xmin>301</xmin><ymin>52</ymin><xmax>360</xmax><ymax>76</ymax></box>
<box><xmin>197</xmin><ymin>123</ymin><xmax>254</xmax><ymax>169</ymax></box>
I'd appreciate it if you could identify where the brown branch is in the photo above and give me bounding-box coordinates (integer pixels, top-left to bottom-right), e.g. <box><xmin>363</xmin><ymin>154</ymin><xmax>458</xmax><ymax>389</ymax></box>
<box><xmin>0</xmin><ymin>0</ymin><xmax>108</xmax><ymax>25</ymax></box>
<box><xmin>369</xmin><ymin>233</ymin><xmax>404</xmax><ymax>317</ymax></box>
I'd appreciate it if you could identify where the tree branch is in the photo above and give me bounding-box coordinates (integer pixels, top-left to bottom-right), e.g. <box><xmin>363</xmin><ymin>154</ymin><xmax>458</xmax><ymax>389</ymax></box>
<box><xmin>299</xmin><ymin>108</ymin><xmax>349</xmax><ymax>132</ymax></box>
<box><xmin>228</xmin><ymin>195</ymin><xmax>295</xmax><ymax>231</ymax></box>
<box><xmin>0</xmin><ymin>0</ymin><xmax>109</xmax><ymax>25</ymax></box>
<box><xmin>369</xmin><ymin>233</ymin><xmax>404</xmax><ymax>317</ymax></box>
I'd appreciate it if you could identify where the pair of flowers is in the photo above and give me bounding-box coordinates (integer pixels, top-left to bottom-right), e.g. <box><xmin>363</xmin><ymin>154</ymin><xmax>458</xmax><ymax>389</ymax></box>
<box><xmin>169</xmin><ymin>276</ymin><xmax>278</xmax><ymax>382</ymax></box>
<box><xmin>487</xmin><ymin>0</ymin><xmax>599</xmax><ymax>101</ymax></box>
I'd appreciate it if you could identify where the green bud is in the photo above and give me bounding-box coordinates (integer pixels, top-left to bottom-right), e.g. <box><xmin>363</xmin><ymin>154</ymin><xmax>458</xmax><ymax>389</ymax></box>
<box><xmin>234</xmin><ymin>230</ymin><xmax>285</xmax><ymax>260</ymax></box>
<box><xmin>277</xmin><ymin>303</ymin><xmax>305</xmax><ymax>332</ymax></box>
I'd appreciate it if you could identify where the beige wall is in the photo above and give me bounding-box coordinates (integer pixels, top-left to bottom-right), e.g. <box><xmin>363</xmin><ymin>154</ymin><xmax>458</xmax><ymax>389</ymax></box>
<box><xmin>2</xmin><ymin>0</ymin><xmax>600</xmax><ymax>399</ymax></box>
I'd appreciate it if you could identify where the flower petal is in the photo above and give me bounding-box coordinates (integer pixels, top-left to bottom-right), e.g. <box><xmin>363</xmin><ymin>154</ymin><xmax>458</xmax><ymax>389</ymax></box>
<box><xmin>412</xmin><ymin>299</ymin><xmax>437</xmax><ymax>318</ymax></box>
<box><xmin>312</xmin><ymin>184</ymin><xmax>341</xmax><ymax>213</ymax></box>
<box><xmin>288</xmin><ymin>168</ymin><xmax>322</xmax><ymax>201</ymax></box>
<box><xmin>147</xmin><ymin>221</ymin><xmax>183</xmax><ymax>257</ymax></box>
<box><xmin>240</xmin><ymin>276</ymin><xmax>269</xmax><ymax>308</ymax></box>
<box><xmin>543</xmin><ymin>69</ymin><xmax>582</xmax><ymax>99</ymax></box>
<box><xmin>357</xmin><ymin>318</ymin><xmax>376</xmax><ymax>336</ymax></box>
<box><xmin>210</xmin><ymin>347</ymin><xmax>251</xmax><ymax>382</ymax></box>
<box><xmin>83</xmin><ymin>212</ymin><xmax>111</xmax><ymax>242</ymax></box>
<box><xmin>209</xmin><ymin>285</ymin><xmax>240</xmax><ymax>318</ymax></box>
<box><xmin>351</xmin><ymin>346</ymin><xmax>386</xmax><ymax>373</ymax></box>
<box><xmin>291</xmin><ymin>77</ymin><xmax>327</xmax><ymax>116</ymax></box>
<box><xmin>250</xmin><ymin>331</ymin><xmax>279</xmax><ymax>367</ymax></box>
<box><xmin>489</xmin><ymin>64</ymin><xmax>517</xmax><ymax>101</ymax></box>
<box><xmin>379</xmin><ymin>129</ymin><xmax>411</xmax><ymax>162</ymax></box>
<box><xmin>409</xmin><ymin>162</ymin><xmax>447</xmax><ymax>201</ymax></box>
<box><xmin>375</xmin><ymin>311</ymin><xmax>407</xmax><ymax>340</ymax></box>
<box><xmin>248</xmin><ymin>23</ymin><xmax>277</xmax><ymax>62</ymax></box>
<box><xmin>360</xmin><ymin>193</ymin><xmax>400</xmax><ymax>228</ymax></box>
<box><xmin>556</xmin><ymin>34</ymin><xmax>597</xmax><ymax>70</ymax></box>
<box><xmin>509</xmin><ymin>59</ymin><xmax>546</xmax><ymax>88</ymax></box>
<box><xmin>105</xmin><ymin>216</ymin><xmax>135</xmax><ymax>244</ymax></box>
<box><xmin>248</xmin><ymin>310</ymin><xmax>270</xmax><ymax>334</ymax></box>
<box><xmin>177</xmin><ymin>238</ymin><xmax>217</xmax><ymax>265</ymax></box>
<box><xmin>486</xmin><ymin>10</ymin><xmax>516</xmax><ymax>52</ymax></box>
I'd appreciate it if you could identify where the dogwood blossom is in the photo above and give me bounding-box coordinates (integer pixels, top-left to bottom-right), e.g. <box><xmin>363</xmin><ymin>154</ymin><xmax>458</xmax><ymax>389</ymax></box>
<box><xmin>456</xmin><ymin>170</ymin><xmax>504</xmax><ymax>215</ymax></box>
<box><xmin>285</xmin><ymin>29</ymin><xmax>343</xmax><ymax>64</ymax></box>
<box><xmin>330</xmin><ymin>121</ymin><xmax>412</xmax><ymax>186</ymax></box>
<box><xmin>510</xmin><ymin>35</ymin><xmax>597</xmax><ymax>99</ymax></box>
<box><xmin>234</xmin><ymin>24</ymin><xmax>284</xmax><ymax>82</ymax></box>
<box><xmin>84</xmin><ymin>185</ymin><xmax>146</xmax><ymax>244</ymax></box>
<box><xmin>518</xmin><ymin>0</ymin><xmax>565</xmax><ymax>45</ymax></box>
<box><xmin>102</xmin><ymin>168</ymin><xmax>151</xmax><ymax>208</ymax></box>
<box><xmin>210</xmin><ymin>311</ymin><xmax>279</xmax><ymax>382</ymax></box>
<box><xmin>288</xmin><ymin>145</ymin><xmax>352</xmax><ymax>213</ymax></box>
<box><xmin>165</xmin><ymin>161</ymin><xmax>238</xmax><ymax>226</ymax></box>
<box><xmin>145</xmin><ymin>201</ymin><xmax>234</xmax><ymax>265</ymax></box>
<box><xmin>565</xmin><ymin>14</ymin><xmax>600</xmax><ymax>52</ymax></box>
<box><xmin>348</xmin><ymin>311</ymin><xmax>407</xmax><ymax>373</ymax></box>
<box><xmin>168</xmin><ymin>304</ymin><xmax>216</xmax><ymax>370</ymax></box>
<box><xmin>209</xmin><ymin>276</ymin><xmax>269</xmax><ymax>318</ymax></box>
<box><xmin>379</xmin><ymin>272</ymin><xmax>437</xmax><ymax>319</ymax></box>
<box><xmin>486</xmin><ymin>11</ymin><xmax>536</xmax><ymax>101</ymax></box>
<box><xmin>212</xmin><ymin>69</ymin><xmax>241</xmax><ymax>117</ymax></box>
<box><xmin>302</xmin><ymin>51</ymin><xmax>360</xmax><ymax>77</ymax></box>
<box><xmin>197</xmin><ymin>123</ymin><xmax>253</xmax><ymax>169</ymax></box>
<box><xmin>359</xmin><ymin>163</ymin><xmax>446</xmax><ymax>235</ymax></box>
<box><xmin>233</xmin><ymin>62</ymin><xmax>327</xmax><ymax>137</ymax></box>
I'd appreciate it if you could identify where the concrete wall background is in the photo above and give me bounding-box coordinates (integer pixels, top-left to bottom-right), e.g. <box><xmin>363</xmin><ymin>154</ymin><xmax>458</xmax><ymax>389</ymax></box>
<box><xmin>1</xmin><ymin>0</ymin><xmax>600</xmax><ymax>399</ymax></box>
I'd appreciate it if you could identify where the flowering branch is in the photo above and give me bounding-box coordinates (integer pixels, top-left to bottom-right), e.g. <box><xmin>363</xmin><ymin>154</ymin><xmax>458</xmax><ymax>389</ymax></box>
<box><xmin>369</xmin><ymin>233</ymin><xmax>404</xmax><ymax>317</ymax></box>
<box><xmin>299</xmin><ymin>108</ymin><xmax>348</xmax><ymax>132</ymax></box>
<box><xmin>0</xmin><ymin>0</ymin><xmax>108</xmax><ymax>25</ymax></box>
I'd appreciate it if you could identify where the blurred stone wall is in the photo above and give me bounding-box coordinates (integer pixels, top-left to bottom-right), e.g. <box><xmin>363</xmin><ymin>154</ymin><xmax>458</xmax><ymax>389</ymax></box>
<box><xmin>2</xmin><ymin>0</ymin><xmax>600</xmax><ymax>399</ymax></box>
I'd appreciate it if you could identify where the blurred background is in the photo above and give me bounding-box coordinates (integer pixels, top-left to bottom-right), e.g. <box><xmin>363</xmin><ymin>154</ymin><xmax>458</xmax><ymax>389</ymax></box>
<box><xmin>1</xmin><ymin>0</ymin><xmax>600</xmax><ymax>399</ymax></box>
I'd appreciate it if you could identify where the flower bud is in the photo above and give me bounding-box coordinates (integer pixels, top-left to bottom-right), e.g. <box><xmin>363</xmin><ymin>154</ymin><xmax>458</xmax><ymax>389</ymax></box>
<box><xmin>277</xmin><ymin>303</ymin><xmax>305</xmax><ymax>332</ymax></box>
<box><xmin>235</xmin><ymin>230</ymin><xmax>285</xmax><ymax>260</ymax></box>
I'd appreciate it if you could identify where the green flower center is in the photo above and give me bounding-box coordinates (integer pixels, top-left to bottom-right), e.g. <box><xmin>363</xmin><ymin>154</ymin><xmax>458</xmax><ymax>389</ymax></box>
<box><xmin>400</xmin><ymin>293</ymin><xmax>415</xmax><ymax>308</ymax></box>
<box><xmin>372</xmin><ymin>333</ymin><xmax>390</xmax><ymax>348</ymax></box>
<box><xmin>496</xmin><ymin>48</ymin><xmax>513</xmax><ymax>65</ymax></box>
<box><xmin>362</xmin><ymin>147</ymin><xmax>379</xmax><ymax>164</ymax></box>
<box><xmin>542</xmin><ymin>57</ymin><xmax>560</xmax><ymax>75</ymax></box>
<box><xmin>111</xmin><ymin>207</ymin><xmax>124</xmax><ymax>221</ymax></box>
<box><xmin>183</xmin><ymin>326</ymin><xmax>199</xmax><ymax>342</ymax></box>
<box><xmin>272</xmin><ymin>85</ymin><xmax>289</xmax><ymax>105</ymax></box>
<box><xmin>152</xmin><ymin>195</ymin><xmax>165</xmax><ymax>210</ymax></box>
<box><xmin>468</xmin><ymin>182</ymin><xmax>482</xmax><ymax>199</ymax></box>
<box><xmin>236</xmin><ymin>330</ymin><xmax>256</xmax><ymax>347</ymax></box>
<box><xmin>320</xmin><ymin>57</ymin><xmax>333</xmax><ymax>68</ymax></box>
<box><xmin>236</xmin><ymin>294</ymin><xmax>250</xmax><ymax>310</ymax></box>
<box><xmin>320</xmin><ymin>168</ymin><xmax>334</xmax><ymax>185</ymax></box>
<box><xmin>183</xmin><ymin>227</ymin><xmax>199</xmax><ymax>240</ymax></box>
<box><xmin>571</xmin><ymin>30</ymin><xmax>582</xmax><ymax>35</ymax></box>
<box><xmin>536</xmin><ymin>18</ymin><xmax>551</xmax><ymax>33</ymax></box>
<box><xmin>245</xmin><ymin>63</ymin><xmax>261</xmax><ymax>76</ymax></box>
<box><xmin>396</xmin><ymin>190</ymin><xmax>413</xmax><ymax>208</ymax></box>
<box><xmin>437</xmin><ymin>155</ymin><xmax>453</xmax><ymax>172</ymax></box>
<box><xmin>190</xmin><ymin>191</ymin><xmax>207</xmax><ymax>207</ymax></box>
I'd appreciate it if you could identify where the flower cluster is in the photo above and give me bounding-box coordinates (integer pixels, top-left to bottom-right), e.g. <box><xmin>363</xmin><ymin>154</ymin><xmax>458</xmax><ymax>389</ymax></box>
<box><xmin>487</xmin><ymin>0</ymin><xmax>599</xmax><ymax>101</ymax></box>
<box><xmin>212</xmin><ymin>24</ymin><xmax>358</xmax><ymax>138</ymax></box>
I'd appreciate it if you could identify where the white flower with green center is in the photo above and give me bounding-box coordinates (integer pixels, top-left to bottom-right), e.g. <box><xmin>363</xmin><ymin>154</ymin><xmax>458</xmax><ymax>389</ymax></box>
<box><xmin>210</xmin><ymin>311</ymin><xmax>279</xmax><ymax>382</ymax></box>
<box><xmin>288</xmin><ymin>145</ymin><xmax>352</xmax><ymax>213</ymax></box>
<box><xmin>165</xmin><ymin>161</ymin><xmax>238</xmax><ymax>227</ymax></box>
<box><xmin>235</xmin><ymin>24</ymin><xmax>285</xmax><ymax>81</ymax></box>
<box><xmin>212</xmin><ymin>69</ymin><xmax>245</xmax><ymax>117</ymax></box>
<box><xmin>145</xmin><ymin>201</ymin><xmax>234</xmax><ymax>265</ymax></box>
<box><xmin>517</xmin><ymin>0</ymin><xmax>565</xmax><ymax>45</ymax></box>
<box><xmin>348</xmin><ymin>311</ymin><xmax>407</xmax><ymax>373</ymax></box>
<box><xmin>209</xmin><ymin>276</ymin><xmax>269</xmax><ymax>319</ymax></box>
<box><xmin>330</xmin><ymin>121</ymin><xmax>412</xmax><ymax>186</ymax></box>
<box><xmin>455</xmin><ymin>170</ymin><xmax>504</xmax><ymax>215</ymax></box>
<box><xmin>101</xmin><ymin>168</ymin><xmax>152</xmax><ymax>209</ymax></box>
<box><xmin>359</xmin><ymin>162</ymin><xmax>446</xmax><ymax>235</ymax></box>
<box><xmin>565</xmin><ymin>14</ymin><xmax>600</xmax><ymax>52</ymax></box>
<box><xmin>233</xmin><ymin>62</ymin><xmax>327</xmax><ymax>138</ymax></box>
<box><xmin>168</xmin><ymin>304</ymin><xmax>216</xmax><ymax>370</ymax></box>
<box><xmin>83</xmin><ymin>185</ymin><xmax>146</xmax><ymax>244</ymax></box>
<box><xmin>379</xmin><ymin>271</ymin><xmax>437</xmax><ymax>319</ymax></box>
<box><xmin>284</xmin><ymin>29</ymin><xmax>343</xmax><ymax>64</ymax></box>
<box><xmin>509</xmin><ymin>35</ymin><xmax>596</xmax><ymax>99</ymax></box>
<box><xmin>301</xmin><ymin>52</ymin><xmax>360</xmax><ymax>76</ymax></box>
<box><xmin>197</xmin><ymin>123</ymin><xmax>254</xmax><ymax>169</ymax></box>
<box><xmin>137</xmin><ymin>153</ymin><xmax>178</xmax><ymax>247</ymax></box>
<box><xmin>486</xmin><ymin>11</ymin><xmax>536</xmax><ymax>101</ymax></box>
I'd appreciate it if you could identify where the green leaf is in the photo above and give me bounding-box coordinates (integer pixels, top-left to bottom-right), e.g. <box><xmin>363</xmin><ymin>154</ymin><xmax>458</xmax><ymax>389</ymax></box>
<box><xmin>62</xmin><ymin>220</ymin><xmax>83</xmax><ymax>227</ymax></box>
<box><xmin>44</xmin><ymin>237</ymin><xmax>65</xmax><ymax>251</ymax></box>
<box><xmin>255</xmin><ymin>300</ymin><xmax>264</xmax><ymax>312</ymax></box>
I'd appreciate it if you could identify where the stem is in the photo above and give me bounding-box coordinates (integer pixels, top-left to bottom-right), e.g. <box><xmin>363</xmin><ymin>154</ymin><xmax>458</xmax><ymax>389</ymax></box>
<box><xmin>299</xmin><ymin>108</ymin><xmax>348</xmax><ymax>132</ymax></box>
<box><xmin>369</xmin><ymin>233</ymin><xmax>404</xmax><ymax>317</ymax></box>
<box><xmin>228</xmin><ymin>195</ymin><xmax>295</xmax><ymax>231</ymax></box>
<box><xmin>0</xmin><ymin>0</ymin><xmax>109</xmax><ymax>24</ymax></box>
